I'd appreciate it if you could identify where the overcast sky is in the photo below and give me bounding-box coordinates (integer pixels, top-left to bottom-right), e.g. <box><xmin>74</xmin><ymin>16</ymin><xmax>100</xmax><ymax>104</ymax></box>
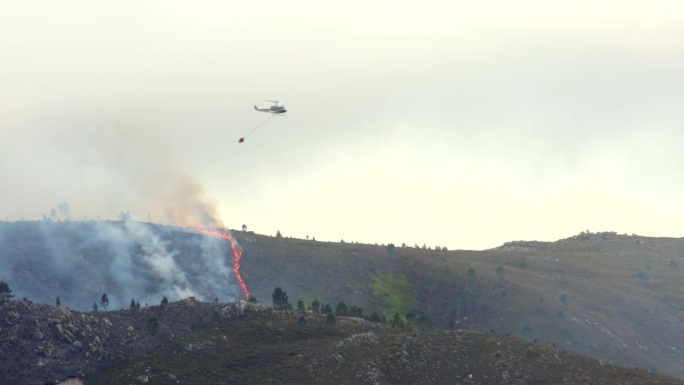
<box><xmin>1</xmin><ymin>1</ymin><xmax>683</xmax><ymax>250</ymax></box>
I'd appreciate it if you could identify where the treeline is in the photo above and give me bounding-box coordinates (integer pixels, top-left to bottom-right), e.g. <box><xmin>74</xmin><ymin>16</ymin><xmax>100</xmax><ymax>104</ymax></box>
<box><xmin>249</xmin><ymin>286</ymin><xmax>433</xmax><ymax>330</ymax></box>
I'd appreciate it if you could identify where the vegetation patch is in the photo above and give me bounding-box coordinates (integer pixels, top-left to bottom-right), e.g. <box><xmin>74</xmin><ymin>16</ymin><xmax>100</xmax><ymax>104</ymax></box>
<box><xmin>370</xmin><ymin>273</ymin><xmax>417</xmax><ymax>321</ymax></box>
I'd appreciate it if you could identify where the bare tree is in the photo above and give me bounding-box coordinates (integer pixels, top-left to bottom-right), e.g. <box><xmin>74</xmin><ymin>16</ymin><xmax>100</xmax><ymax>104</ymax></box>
<box><xmin>57</xmin><ymin>202</ymin><xmax>72</xmax><ymax>221</ymax></box>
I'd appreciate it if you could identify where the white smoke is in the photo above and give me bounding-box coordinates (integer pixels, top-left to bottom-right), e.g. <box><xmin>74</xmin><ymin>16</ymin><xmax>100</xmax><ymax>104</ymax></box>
<box><xmin>0</xmin><ymin>220</ymin><xmax>240</xmax><ymax>310</ymax></box>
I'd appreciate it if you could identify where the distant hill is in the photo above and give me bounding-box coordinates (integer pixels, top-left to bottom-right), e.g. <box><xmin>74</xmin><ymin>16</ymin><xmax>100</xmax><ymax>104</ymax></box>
<box><xmin>233</xmin><ymin>229</ymin><xmax>684</xmax><ymax>379</ymax></box>
<box><xmin>2</xmin><ymin>221</ymin><xmax>684</xmax><ymax>379</ymax></box>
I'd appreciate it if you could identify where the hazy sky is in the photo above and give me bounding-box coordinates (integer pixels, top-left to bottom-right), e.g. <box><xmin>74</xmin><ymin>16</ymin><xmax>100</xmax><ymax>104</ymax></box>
<box><xmin>1</xmin><ymin>1</ymin><xmax>683</xmax><ymax>250</ymax></box>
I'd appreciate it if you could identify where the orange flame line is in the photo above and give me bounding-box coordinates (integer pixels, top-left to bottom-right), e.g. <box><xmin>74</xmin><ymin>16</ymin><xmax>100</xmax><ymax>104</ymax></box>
<box><xmin>195</xmin><ymin>227</ymin><xmax>250</xmax><ymax>300</ymax></box>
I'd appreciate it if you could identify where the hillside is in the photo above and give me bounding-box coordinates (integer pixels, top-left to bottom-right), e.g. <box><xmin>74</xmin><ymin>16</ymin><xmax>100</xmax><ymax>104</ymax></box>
<box><xmin>2</xmin><ymin>299</ymin><xmax>682</xmax><ymax>385</ymax></box>
<box><xmin>83</xmin><ymin>310</ymin><xmax>684</xmax><ymax>385</ymax></box>
<box><xmin>234</xmin><ymin>230</ymin><xmax>684</xmax><ymax>379</ymax></box>
<box><xmin>2</xmin><ymin>221</ymin><xmax>684</xmax><ymax>379</ymax></box>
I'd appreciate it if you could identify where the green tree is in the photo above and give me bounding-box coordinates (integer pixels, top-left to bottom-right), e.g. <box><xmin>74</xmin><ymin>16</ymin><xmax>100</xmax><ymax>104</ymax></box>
<box><xmin>322</xmin><ymin>303</ymin><xmax>332</xmax><ymax>314</ymax></box>
<box><xmin>467</xmin><ymin>267</ymin><xmax>477</xmax><ymax>282</ymax></box>
<box><xmin>326</xmin><ymin>312</ymin><xmax>336</xmax><ymax>327</ymax></box>
<box><xmin>335</xmin><ymin>301</ymin><xmax>349</xmax><ymax>316</ymax></box>
<box><xmin>92</xmin><ymin>302</ymin><xmax>98</xmax><ymax>312</ymax></box>
<box><xmin>247</xmin><ymin>296</ymin><xmax>258</xmax><ymax>303</ymax></box>
<box><xmin>130</xmin><ymin>298</ymin><xmax>137</xmax><ymax>309</ymax></box>
<box><xmin>161</xmin><ymin>295</ymin><xmax>169</xmax><ymax>305</ymax></box>
<box><xmin>276</xmin><ymin>230</ymin><xmax>282</xmax><ymax>238</ymax></box>
<box><xmin>348</xmin><ymin>305</ymin><xmax>363</xmax><ymax>317</ymax></box>
<box><xmin>0</xmin><ymin>281</ymin><xmax>14</xmax><ymax>303</ymax></box>
<box><xmin>298</xmin><ymin>316</ymin><xmax>307</xmax><ymax>325</ymax></box>
<box><xmin>387</xmin><ymin>243</ymin><xmax>396</xmax><ymax>253</ymax></box>
<box><xmin>272</xmin><ymin>287</ymin><xmax>292</xmax><ymax>311</ymax></box>
<box><xmin>101</xmin><ymin>293</ymin><xmax>109</xmax><ymax>312</ymax></box>
<box><xmin>297</xmin><ymin>299</ymin><xmax>305</xmax><ymax>311</ymax></box>
<box><xmin>310</xmin><ymin>299</ymin><xmax>320</xmax><ymax>314</ymax></box>
<box><xmin>413</xmin><ymin>313</ymin><xmax>434</xmax><ymax>330</ymax></box>
<box><xmin>56</xmin><ymin>296</ymin><xmax>61</xmax><ymax>307</ymax></box>
<box><xmin>392</xmin><ymin>312</ymin><xmax>405</xmax><ymax>328</ymax></box>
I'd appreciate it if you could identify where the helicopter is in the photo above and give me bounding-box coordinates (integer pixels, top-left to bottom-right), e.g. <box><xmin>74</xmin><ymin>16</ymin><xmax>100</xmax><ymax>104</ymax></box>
<box><xmin>239</xmin><ymin>100</ymin><xmax>288</xmax><ymax>143</ymax></box>
<box><xmin>254</xmin><ymin>100</ymin><xmax>287</xmax><ymax>115</ymax></box>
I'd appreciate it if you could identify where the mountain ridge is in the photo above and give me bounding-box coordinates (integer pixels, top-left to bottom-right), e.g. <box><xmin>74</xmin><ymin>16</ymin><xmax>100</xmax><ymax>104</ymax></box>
<box><xmin>2</xmin><ymin>221</ymin><xmax>684</xmax><ymax>381</ymax></box>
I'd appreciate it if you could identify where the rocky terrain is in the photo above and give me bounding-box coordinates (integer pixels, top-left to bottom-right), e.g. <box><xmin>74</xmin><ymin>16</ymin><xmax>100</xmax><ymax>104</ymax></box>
<box><xmin>84</xmin><ymin>309</ymin><xmax>684</xmax><ymax>385</ymax></box>
<box><xmin>3</xmin><ymin>297</ymin><xmax>684</xmax><ymax>385</ymax></box>
<box><xmin>0</xmin><ymin>298</ymin><xmax>268</xmax><ymax>385</ymax></box>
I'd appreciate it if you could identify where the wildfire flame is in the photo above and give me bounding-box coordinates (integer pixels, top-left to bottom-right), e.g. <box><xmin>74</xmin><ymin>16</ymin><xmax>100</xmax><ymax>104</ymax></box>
<box><xmin>195</xmin><ymin>227</ymin><xmax>250</xmax><ymax>299</ymax></box>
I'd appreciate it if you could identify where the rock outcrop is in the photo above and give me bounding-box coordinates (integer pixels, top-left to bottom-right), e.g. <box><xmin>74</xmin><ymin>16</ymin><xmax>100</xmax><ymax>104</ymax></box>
<box><xmin>0</xmin><ymin>298</ymin><xmax>270</xmax><ymax>385</ymax></box>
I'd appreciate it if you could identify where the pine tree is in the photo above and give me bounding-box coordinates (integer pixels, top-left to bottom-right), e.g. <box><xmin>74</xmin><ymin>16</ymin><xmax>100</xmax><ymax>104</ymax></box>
<box><xmin>272</xmin><ymin>287</ymin><xmax>291</xmax><ymax>311</ymax></box>
<box><xmin>101</xmin><ymin>293</ymin><xmax>109</xmax><ymax>312</ymax></box>
<box><xmin>335</xmin><ymin>302</ymin><xmax>348</xmax><ymax>316</ymax></box>
<box><xmin>161</xmin><ymin>296</ymin><xmax>169</xmax><ymax>305</ymax></box>
<box><xmin>56</xmin><ymin>296</ymin><xmax>61</xmax><ymax>307</ymax></box>
<box><xmin>0</xmin><ymin>281</ymin><xmax>14</xmax><ymax>303</ymax></box>
<box><xmin>326</xmin><ymin>312</ymin><xmax>336</xmax><ymax>326</ymax></box>
<box><xmin>310</xmin><ymin>299</ymin><xmax>320</xmax><ymax>314</ymax></box>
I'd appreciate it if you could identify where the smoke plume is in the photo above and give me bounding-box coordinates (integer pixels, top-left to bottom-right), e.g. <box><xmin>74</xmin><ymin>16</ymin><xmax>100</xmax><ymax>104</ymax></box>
<box><xmin>0</xmin><ymin>220</ymin><xmax>240</xmax><ymax>310</ymax></box>
<box><xmin>2</xmin><ymin>110</ymin><xmax>225</xmax><ymax>227</ymax></box>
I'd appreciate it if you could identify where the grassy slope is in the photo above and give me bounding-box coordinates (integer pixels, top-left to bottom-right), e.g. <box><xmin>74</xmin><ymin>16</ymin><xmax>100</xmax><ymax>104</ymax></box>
<box><xmin>83</xmin><ymin>310</ymin><xmax>684</xmax><ymax>385</ymax></box>
<box><xmin>234</xmin><ymin>231</ymin><xmax>684</xmax><ymax>378</ymax></box>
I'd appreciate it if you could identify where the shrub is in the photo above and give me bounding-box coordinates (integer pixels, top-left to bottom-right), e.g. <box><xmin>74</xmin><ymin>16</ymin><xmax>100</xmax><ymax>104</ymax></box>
<box><xmin>147</xmin><ymin>316</ymin><xmax>159</xmax><ymax>330</ymax></box>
